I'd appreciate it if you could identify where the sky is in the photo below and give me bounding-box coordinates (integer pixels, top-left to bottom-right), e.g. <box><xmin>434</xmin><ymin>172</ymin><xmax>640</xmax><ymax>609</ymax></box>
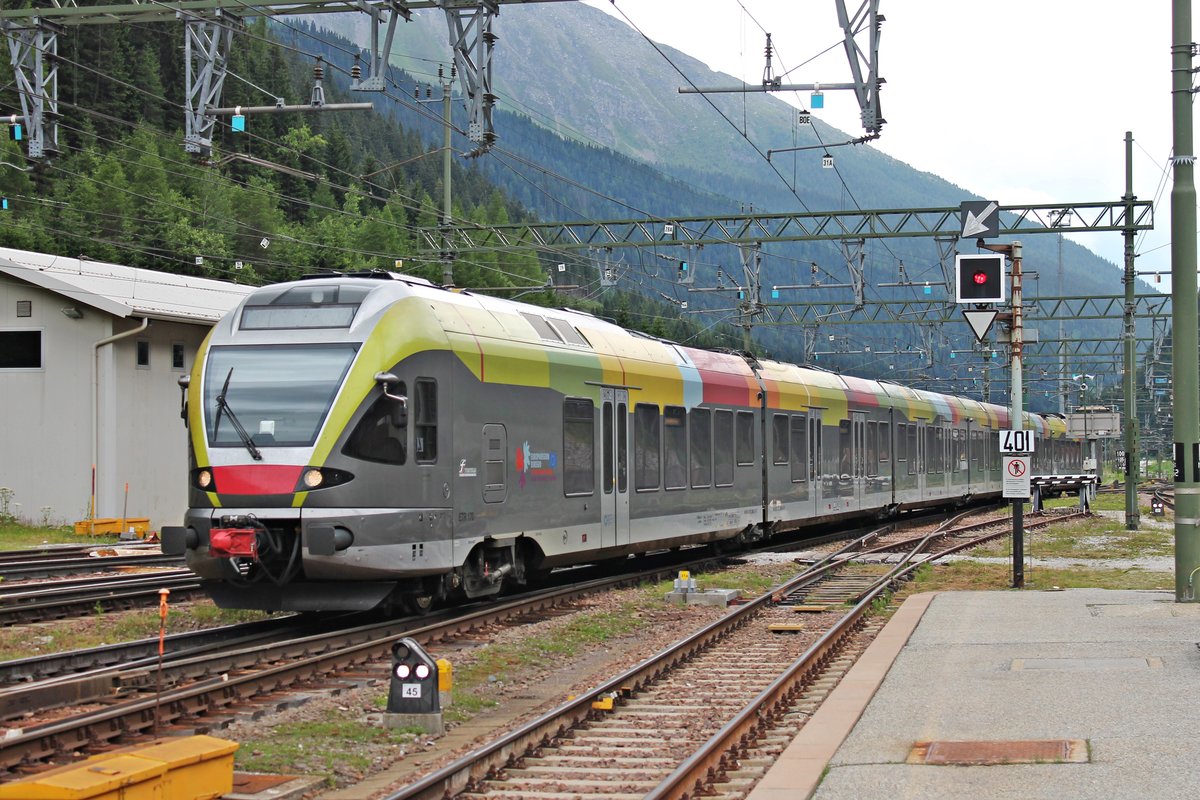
<box><xmin>582</xmin><ymin>0</ymin><xmax>1181</xmax><ymax>290</ymax></box>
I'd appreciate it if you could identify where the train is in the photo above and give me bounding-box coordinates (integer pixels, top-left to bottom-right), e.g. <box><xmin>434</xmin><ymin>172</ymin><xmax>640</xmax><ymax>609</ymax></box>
<box><xmin>162</xmin><ymin>271</ymin><xmax>1083</xmax><ymax>613</ymax></box>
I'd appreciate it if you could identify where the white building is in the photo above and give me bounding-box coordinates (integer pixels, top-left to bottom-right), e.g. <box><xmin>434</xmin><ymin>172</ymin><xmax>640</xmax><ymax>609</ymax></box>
<box><xmin>0</xmin><ymin>248</ymin><xmax>253</xmax><ymax>530</ymax></box>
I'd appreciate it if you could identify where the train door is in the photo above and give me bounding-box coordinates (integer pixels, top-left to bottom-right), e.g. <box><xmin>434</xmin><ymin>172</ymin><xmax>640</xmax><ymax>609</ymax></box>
<box><xmin>852</xmin><ymin>412</ymin><xmax>867</xmax><ymax>508</ymax></box>
<box><xmin>600</xmin><ymin>388</ymin><xmax>630</xmax><ymax>549</ymax></box>
<box><xmin>913</xmin><ymin>421</ymin><xmax>927</xmax><ymax>499</ymax></box>
<box><xmin>809</xmin><ymin>411</ymin><xmax>823</xmax><ymax>508</ymax></box>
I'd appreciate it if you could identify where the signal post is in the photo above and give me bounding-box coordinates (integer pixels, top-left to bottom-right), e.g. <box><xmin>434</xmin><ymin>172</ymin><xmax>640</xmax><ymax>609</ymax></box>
<box><xmin>955</xmin><ymin>204</ymin><xmax>1025</xmax><ymax>588</ymax></box>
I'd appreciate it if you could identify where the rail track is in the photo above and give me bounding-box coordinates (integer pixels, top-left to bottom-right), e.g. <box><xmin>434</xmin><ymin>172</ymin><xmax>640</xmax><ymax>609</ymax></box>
<box><xmin>0</xmin><ymin>506</ymin><xmax>1076</xmax><ymax>787</ymax></box>
<box><xmin>385</xmin><ymin>508</ymin><xmax>1083</xmax><ymax>800</ymax></box>
<box><xmin>0</xmin><ymin>570</ymin><xmax>204</xmax><ymax>625</ymax></box>
<box><xmin>0</xmin><ymin>550</ymin><xmax>183</xmax><ymax>581</ymax></box>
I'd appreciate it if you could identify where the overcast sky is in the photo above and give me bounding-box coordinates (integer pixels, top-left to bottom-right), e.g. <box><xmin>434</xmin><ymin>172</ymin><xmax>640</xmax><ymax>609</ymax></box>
<box><xmin>582</xmin><ymin>0</ymin><xmax>1181</xmax><ymax>290</ymax></box>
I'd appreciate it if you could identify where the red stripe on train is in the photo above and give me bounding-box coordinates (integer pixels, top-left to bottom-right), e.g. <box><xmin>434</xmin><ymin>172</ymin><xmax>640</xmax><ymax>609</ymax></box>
<box><xmin>212</xmin><ymin>465</ymin><xmax>303</xmax><ymax>495</ymax></box>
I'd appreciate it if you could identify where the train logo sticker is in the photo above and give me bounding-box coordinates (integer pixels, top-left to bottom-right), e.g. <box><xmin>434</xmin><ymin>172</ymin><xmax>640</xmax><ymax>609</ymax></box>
<box><xmin>516</xmin><ymin>441</ymin><xmax>557</xmax><ymax>488</ymax></box>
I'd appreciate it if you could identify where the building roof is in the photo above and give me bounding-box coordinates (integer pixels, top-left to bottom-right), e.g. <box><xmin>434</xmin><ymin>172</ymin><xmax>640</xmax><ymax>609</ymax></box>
<box><xmin>0</xmin><ymin>247</ymin><xmax>253</xmax><ymax>323</ymax></box>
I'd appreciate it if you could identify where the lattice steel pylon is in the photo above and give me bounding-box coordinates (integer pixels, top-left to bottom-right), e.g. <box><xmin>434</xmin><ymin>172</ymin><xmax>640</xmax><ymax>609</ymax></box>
<box><xmin>183</xmin><ymin>10</ymin><xmax>239</xmax><ymax>156</ymax></box>
<box><xmin>444</xmin><ymin>0</ymin><xmax>498</xmax><ymax>152</ymax></box>
<box><xmin>2</xmin><ymin>17</ymin><xmax>60</xmax><ymax>160</ymax></box>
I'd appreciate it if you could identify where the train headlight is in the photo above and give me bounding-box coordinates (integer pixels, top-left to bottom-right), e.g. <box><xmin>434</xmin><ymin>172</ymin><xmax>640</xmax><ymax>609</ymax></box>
<box><xmin>294</xmin><ymin>467</ymin><xmax>354</xmax><ymax>492</ymax></box>
<box><xmin>191</xmin><ymin>468</ymin><xmax>216</xmax><ymax>491</ymax></box>
<box><xmin>302</xmin><ymin>469</ymin><xmax>324</xmax><ymax>489</ymax></box>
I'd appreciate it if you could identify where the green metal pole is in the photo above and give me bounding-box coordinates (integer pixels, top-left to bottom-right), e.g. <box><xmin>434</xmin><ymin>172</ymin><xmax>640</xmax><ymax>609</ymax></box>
<box><xmin>1171</xmin><ymin>0</ymin><xmax>1200</xmax><ymax>601</ymax></box>
<box><xmin>1123</xmin><ymin>132</ymin><xmax>1140</xmax><ymax>529</ymax></box>
<box><xmin>441</xmin><ymin>77</ymin><xmax>454</xmax><ymax>287</ymax></box>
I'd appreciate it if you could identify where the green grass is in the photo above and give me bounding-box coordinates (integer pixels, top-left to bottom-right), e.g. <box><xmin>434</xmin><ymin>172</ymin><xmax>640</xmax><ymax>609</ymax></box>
<box><xmin>234</xmin><ymin>711</ymin><xmax>423</xmax><ymax>786</ymax></box>
<box><xmin>969</xmin><ymin>514</ymin><xmax>1173</xmax><ymax>561</ymax></box>
<box><xmin>0</xmin><ymin>604</ymin><xmax>270</xmax><ymax>662</ymax></box>
<box><xmin>0</xmin><ymin>521</ymin><xmax>109</xmax><ymax>549</ymax></box>
<box><xmin>911</xmin><ymin>560</ymin><xmax>1172</xmax><ymax>592</ymax></box>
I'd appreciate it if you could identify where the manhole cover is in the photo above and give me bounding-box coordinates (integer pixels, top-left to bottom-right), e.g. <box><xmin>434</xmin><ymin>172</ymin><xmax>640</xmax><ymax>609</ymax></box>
<box><xmin>908</xmin><ymin>739</ymin><xmax>1088</xmax><ymax>765</ymax></box>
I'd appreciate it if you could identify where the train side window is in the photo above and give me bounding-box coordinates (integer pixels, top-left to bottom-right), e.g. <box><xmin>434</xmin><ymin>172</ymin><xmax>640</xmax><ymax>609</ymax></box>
<box><xmin>896</xmin><ymin>423</ymin><xmax>907</xmax><ymax>464</ymax></box>
<box><xmin>414</xmin><ymin>378</ymin><xmax>438</xmax><ymax>463</ymax></box>
<box><xmin>907</xmin><ymin>426</ymin><xmax>918</xmax><ymax>475</ymax></box>
<box><xmin>664</xmin><ymin>406</ymin><xmax>687</xmax><ymax>490</ymax></box>
<box><xmin>602</xmin><ymin>401</ymin><xmax>614</xmax><ymax>495</ymax></box>
<box><xmin>634</xmin><ymin>404</ymin><xmax>661</xmax><ymax>491</ymax></box>
<box><xmin>838</xmin><ymin>420</ymin><xmax>852</xmax><ymax>476</ymax></box>
<box><xmin>789</xmin><ymin>414</ymin><xmax>807</xmax><ymax>483</ymax></box>
<box><xmin>879</xmin><ymin>422</ymin><xmax>891</xmax><ymax>463</ymax></box>
<box><xmin>563</xmin><ymin>398</ymin><xmax>595</xmax><ymax>496</ymax></box>
<box><xmin>690</xmin><ymin>408</ymin><xmax>712</xmax><ymax>488</ymax></box>
<box><xmin>735</xmin><ymin>411</ymin><xmax>755</xmax><ymax>466</ymax></box>
<box><xmin>714</xmin><ymin>410</ymin><xmax>734</xmax><ymax>487</ymax></box>
<box><xmin>342</xmin><ymin>388</ymin><xmax>407</xmax><ymax>465</ymax></box>
<box><xmin>866</xmin><ymin>421</ymin><xmax>879</xmax><ymax>477</ymax></box>
<box><xmin>772</xmin><ymin>414</ymin><xmax>789</xmax><ymax>465</ymax></box>
<box><xmin>617</xmin><ymin>401</ymin><xmax>628</xmax><ymax>493</ymax></box>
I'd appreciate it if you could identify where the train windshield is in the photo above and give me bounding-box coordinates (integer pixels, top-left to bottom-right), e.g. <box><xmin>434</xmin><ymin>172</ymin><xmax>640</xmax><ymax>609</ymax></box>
<box><xmin>203</xmin><ymin>344</ymin><xmax>359</xmax><ymax>448</ymax></box>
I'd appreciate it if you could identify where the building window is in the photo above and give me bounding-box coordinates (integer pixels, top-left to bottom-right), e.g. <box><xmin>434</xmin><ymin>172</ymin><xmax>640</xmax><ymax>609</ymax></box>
<box><xmin>172</xmin><ymin>343</ymin><xmax>185</xmax><ymax>370</ymax></box>
<box><xmin>0</xmin><ymin>330</ymin><xmax>41</xmax><ymax>369</ymax></box>
<box><xmin>16</xmin><ymin>300</ymin><xmax>31</xmax><ymax>318</ymax></box>
<box><xmin>136</xmin><ymin>340</ymin><xmax>150</xmax><ymax>368</ymax></box>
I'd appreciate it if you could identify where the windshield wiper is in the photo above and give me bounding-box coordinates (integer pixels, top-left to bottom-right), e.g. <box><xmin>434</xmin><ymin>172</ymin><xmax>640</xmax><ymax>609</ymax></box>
<box><xmin>214</xmin><ymin>367</ymin><xmax>262</xmax><ymax>461</ymax></box>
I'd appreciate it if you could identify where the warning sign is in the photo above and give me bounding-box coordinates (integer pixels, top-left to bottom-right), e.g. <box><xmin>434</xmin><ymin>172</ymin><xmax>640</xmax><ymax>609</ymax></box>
<box><xmin>1003</xmin><ymin>455</ymin><xmax>1031</xmax><ymax>499</ymax></box>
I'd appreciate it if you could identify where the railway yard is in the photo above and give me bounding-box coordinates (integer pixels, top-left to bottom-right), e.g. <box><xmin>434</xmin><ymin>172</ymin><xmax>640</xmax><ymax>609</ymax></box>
<box><xmin>0</xmin><ymin>489</ymin><xmax>1177</xmax><ymax>799</ymax></box>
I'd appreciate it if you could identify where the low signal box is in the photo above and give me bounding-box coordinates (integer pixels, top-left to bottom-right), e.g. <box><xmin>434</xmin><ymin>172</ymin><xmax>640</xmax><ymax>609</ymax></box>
<box><xmin>954</xmin><ymin>253</ymin><xmax>1006</xmax><ymax>304</ymax></box>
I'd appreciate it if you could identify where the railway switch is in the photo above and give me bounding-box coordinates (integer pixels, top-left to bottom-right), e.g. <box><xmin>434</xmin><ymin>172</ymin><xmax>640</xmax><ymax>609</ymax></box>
<box><xmin>384</xmin><ymin>637</ymin><xmax>443</xmax><ymax>734</ymax></box>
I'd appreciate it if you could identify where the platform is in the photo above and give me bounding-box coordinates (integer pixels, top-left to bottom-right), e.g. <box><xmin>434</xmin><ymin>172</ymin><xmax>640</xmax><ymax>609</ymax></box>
<box><xmin>748</xmin><ymin>588</ymin><xmax>1200</xmax><ymax>800</ymax></box>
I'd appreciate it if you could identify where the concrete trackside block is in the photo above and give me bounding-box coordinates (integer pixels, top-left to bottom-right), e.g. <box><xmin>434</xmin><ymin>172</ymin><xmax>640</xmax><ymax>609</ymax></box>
<box><xmin>665</xmin><ymin>588</ymin><xmax>740</xmax><ymax>607</ymax></box>
<box><xmin>383</xmin><ymin>711</ymin><xmax>444</xmax><ymax>736</ymax></box>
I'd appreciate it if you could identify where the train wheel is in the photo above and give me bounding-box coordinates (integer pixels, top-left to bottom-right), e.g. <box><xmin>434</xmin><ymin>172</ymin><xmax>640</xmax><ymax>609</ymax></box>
<box><xmin>402</xmin><ymin>593</ymin><xmax>435</xmax><ymax>615</ymax></box>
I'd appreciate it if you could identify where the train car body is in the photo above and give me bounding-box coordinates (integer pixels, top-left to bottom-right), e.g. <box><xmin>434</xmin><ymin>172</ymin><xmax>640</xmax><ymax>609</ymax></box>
<box><xmin>163</xmin><ymin>273</ymin><xmax>1082</xmax><ymax>613</ymax></box>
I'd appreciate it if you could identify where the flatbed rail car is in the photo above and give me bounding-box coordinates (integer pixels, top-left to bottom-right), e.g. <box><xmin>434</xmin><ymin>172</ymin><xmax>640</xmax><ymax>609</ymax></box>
<box><xmin>163</xmin><ymin>273</ymin><xmax>1082</xmax><ymax>613</ymax></box>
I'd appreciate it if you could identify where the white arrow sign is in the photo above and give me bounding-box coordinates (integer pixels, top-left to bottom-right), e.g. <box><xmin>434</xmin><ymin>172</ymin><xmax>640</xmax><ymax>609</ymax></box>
<box><xmin>962</xmin><ymin>201</ymin><xmax>998</xmax><ymax>238</ymax></box>
<box><xmin>962</xmin><ymin>309</ymin><xmax>999</xmax><ymax>342</ymax></box>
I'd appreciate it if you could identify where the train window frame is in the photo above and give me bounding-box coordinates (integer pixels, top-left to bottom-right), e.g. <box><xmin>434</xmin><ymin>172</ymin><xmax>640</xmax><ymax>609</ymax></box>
<box><xmin>789</xmin><ymin>414</ymin><xmax>808</xmax><ymax>483</ymax></box>
<box><xmin>772</xmin><ymin>414</ymin><xmax>789</xmax><ymax>466</ymax></box>
<box><xmin>907</xmin><ymin>425</ymin><xmax>918</xmax><ymax>476</ymax></box>
<box><xmin>879</xmin><ymin>421</ymin><xmax>891</xmax><ymax>463</ymax></box>
<box><xmin>634</xmin><ymin>404</ymin><xmax>661</xmax><ymax>491</ymax></box>
<box><xmin>713</xmin><ymin>409</ymin><xmax>734</xmax><ymax>488</ymax></box>
<box><xmin>896</xmin><ymin>423</ymin><xmax>907</xmax><ymax>464</ymax></box>
<box><xmin>342</xmin><ymin>387</ymin><xmax>408</xmax><ymax>465</ymax></box>
<box><xmin>735</xmin><ymin>411</ymin><xmax>755</xmax><ymax>466</ymax></box>
<box><xmin>414</xmin><ymin>378</ymin><xmax>438</xmax><ymax>464</ymax></box>
<box><xmin>563</xmin><ymin>398</ymin><xmax>595</xmax><ymax>497</ymax></box>
<box><xmin>664</xmin><ymin>405</ymin><xmax>687</xmax><ymax>490</ymax></box>
<box><xmin>689</xmin><ymin>407</ymin><xmax>712</xmax><ymax>489</ymax></box>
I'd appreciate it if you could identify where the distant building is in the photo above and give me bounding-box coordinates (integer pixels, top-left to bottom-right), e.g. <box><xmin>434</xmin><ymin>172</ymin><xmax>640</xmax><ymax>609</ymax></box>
<box><xmin>0</xmin><ymin>248</ymin><xmax>253</xmax><ymax>531</ymax></box>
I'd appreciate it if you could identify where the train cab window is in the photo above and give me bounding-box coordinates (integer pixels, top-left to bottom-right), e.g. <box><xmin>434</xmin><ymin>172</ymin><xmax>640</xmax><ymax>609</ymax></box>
<box><xmin>735</xmin><ymin>411</ymin><xmax>755</xmax><ymax>466</ymax></box>
<box><xmin>414</xmin><ymin>379</ymin><xmax>438</xmax><ymax>463</ymax></box>
<box><xmin>563</xmin><ymin>399</ymin><xmax>595</xmax><ymax>496</ymax></box>
<box><xmin>664</xmin><ymin>406</ymin><xmax>687</xmax><ymax>490</ymax></box>
<box><xmin>772</xmin><ymin>414</ymin><xmax>789</xmax><ymax>466</ymax></box>
<box><xmin>689</xmin><ymin>408</ymin><xmax>712</xmax><ymax>488</ymax></box>
<box><xmin>634</xmin><ymin>404</ymin><xmax>661</xmax><ymax>491</ymax></box>
<box><xmin>714</xmin><ymin>410</ymin><xmax>734</xmax><ymax>487</ymax></box>
<box><xmin>342</xmin><ymin>389</ymin><xmax>407</xmax><ymax>465</ymax></box>
<box><xmin>789</xmin><ymin>414</ymin><xmax>808</xmax><ymax>483</ymax></box>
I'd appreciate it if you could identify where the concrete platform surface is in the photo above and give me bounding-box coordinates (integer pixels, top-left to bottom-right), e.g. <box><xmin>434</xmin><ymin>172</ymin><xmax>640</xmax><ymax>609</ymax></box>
<box><xmin>763</xmin><ymin>589</ymin><xmax>1200</xmax><ymax>800</ymax></box>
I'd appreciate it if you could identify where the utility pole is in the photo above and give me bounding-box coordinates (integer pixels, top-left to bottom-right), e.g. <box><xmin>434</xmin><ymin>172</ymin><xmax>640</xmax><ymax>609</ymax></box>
<box><xmin>440</xmin><ymin>66</ymin><xmax>455</xmax><ymax>287</ymax></box>
<box><xmin>1123</xmin><ymin>131</ymin><xmax>1140</xmax><ymax>530</ymax></box>
<box><xmin>1172</xmin><ymin>0</ymin><xmax>1200</xmax><ymax>602</ymax></box>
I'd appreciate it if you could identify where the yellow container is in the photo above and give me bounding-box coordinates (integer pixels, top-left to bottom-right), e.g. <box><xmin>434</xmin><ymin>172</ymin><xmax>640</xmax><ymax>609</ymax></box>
<box><xmin>73</xmin><ymin>518</ymin><xmax>151</xmax><ymax>538</ymax></box>
<box><xmin>0</xmin><ymin>754</ymin><xmax>166</xmax><ymax>800</ymax></box>
<box><xmin>87</xmin><ymin>737</ymin><xmax>238</xmax><ymax>800</ymax></box>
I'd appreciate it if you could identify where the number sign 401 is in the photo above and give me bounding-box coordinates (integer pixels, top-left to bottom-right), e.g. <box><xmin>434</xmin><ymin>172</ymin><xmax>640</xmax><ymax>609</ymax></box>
<box><xmin>999</xmin><ymin>430</ymin><xmax>1036</xmax><ymax>454</ymax></box>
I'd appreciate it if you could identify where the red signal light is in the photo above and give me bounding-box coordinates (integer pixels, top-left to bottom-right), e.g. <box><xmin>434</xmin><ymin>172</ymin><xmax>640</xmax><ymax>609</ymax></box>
<box><xmin>972</xmin><ymin>271</ymin><xmax>988</xmax><ymax>285</ymax></box>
